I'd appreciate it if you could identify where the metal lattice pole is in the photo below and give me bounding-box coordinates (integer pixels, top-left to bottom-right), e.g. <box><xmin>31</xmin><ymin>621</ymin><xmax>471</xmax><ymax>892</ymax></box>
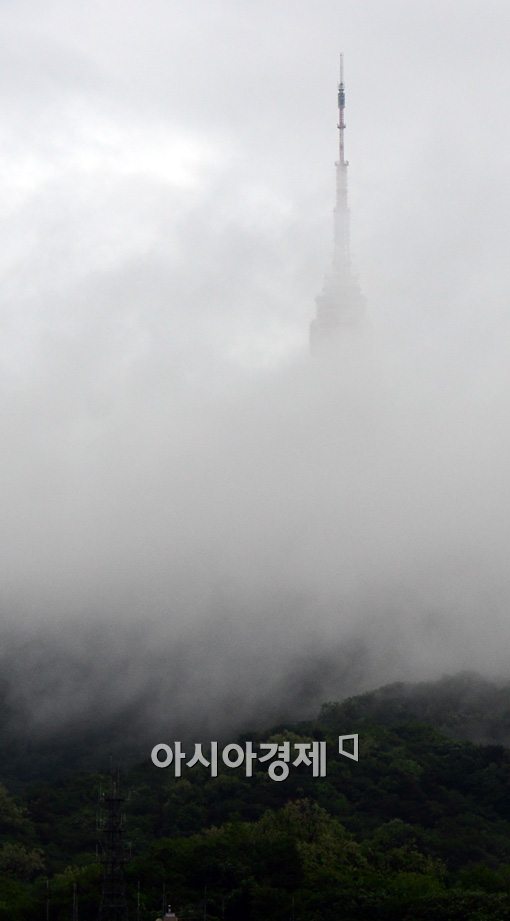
<box><xmin>97</xmin><ymin>768</ymin><xmax>129</xmax><ymax>921</ymax></box>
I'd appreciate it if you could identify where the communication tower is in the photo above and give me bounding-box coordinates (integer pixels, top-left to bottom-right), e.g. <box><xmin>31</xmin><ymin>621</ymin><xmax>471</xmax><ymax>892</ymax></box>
<box><xmin>310</xmin><ymin>55</ymin><xmax>365</xmax><ymax>353</ymax></box>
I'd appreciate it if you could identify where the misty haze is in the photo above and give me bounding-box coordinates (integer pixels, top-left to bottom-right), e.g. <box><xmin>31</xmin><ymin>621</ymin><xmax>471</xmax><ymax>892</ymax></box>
<box><xmin>1</xmin><ymin>0</ymin><xmax>510</xmax><ymax>748</ymax></box>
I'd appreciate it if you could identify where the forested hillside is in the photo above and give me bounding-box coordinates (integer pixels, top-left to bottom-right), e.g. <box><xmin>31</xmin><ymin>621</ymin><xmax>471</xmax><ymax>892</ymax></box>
<box><xmin>2</xmin><ymin>676</ymin><xmax>510</xmax><ymax>919</ymax></box>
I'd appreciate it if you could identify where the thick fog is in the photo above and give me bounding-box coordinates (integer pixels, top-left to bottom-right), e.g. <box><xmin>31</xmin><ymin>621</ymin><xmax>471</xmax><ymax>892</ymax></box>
<box><xmin>1</xmin><ymin>0</ymin><xmax>510</xmax><ymax>741</ymax></box>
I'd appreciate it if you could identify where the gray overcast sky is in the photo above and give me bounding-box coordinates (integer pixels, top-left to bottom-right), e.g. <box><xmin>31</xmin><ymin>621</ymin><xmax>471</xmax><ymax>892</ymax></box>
<box><xmin>1</xmin><ymin>0</ymin><xmax>510</xmax><ymax>378</ymax></box>
<box><xmin>2</xmin><ymin>1</ymin><xmax>510</xmax><ymax>732</ymax></box>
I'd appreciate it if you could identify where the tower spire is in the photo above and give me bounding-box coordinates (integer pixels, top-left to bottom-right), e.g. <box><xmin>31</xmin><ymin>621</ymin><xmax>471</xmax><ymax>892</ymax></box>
<box><xmin>310</xmin><ymin>55</ymin><xmax>364</xmax><ymax>354</ymax></box>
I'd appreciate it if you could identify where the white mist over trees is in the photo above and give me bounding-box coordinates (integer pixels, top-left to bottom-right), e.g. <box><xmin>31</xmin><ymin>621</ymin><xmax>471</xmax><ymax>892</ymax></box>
<box><xmin>1</xmin><ymin>0</ymin><xmax>510</xmax><ymax>737</ymax></box>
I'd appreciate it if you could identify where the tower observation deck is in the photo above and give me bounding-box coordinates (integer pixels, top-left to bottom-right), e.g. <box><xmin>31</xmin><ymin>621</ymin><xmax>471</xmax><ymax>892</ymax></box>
<box><xmin>310</xmin><ymin>55</ymin><xmax>365</xmax><ymax>353</ymax></box>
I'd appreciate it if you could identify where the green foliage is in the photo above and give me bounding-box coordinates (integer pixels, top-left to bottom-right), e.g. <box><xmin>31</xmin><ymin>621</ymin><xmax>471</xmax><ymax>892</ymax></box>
<box><xmin>0</xmin><ymin>842</ymin><xmax>45</xmax><ymax>880</ymax></box>
<box><xmin>4</xmin><ymin>680</ymin><xmax>510</xmax><ymax>917</ymax></box>
<box><xmin>0</xmin><ymin>876</ymin><xmax>37</xmax><ymax>921</ymax></box>
<box><xmin>0</xmin><ymin>783</ymin><xmax>31</xmax><ymax>836</ymax></box>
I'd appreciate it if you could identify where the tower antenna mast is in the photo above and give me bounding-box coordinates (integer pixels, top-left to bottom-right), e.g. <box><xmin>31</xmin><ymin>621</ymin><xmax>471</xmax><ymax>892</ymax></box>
<box><xmin>338</xmin><ymin>52</ymin><xmax>347</xmax><ymax>168</ymax></box>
